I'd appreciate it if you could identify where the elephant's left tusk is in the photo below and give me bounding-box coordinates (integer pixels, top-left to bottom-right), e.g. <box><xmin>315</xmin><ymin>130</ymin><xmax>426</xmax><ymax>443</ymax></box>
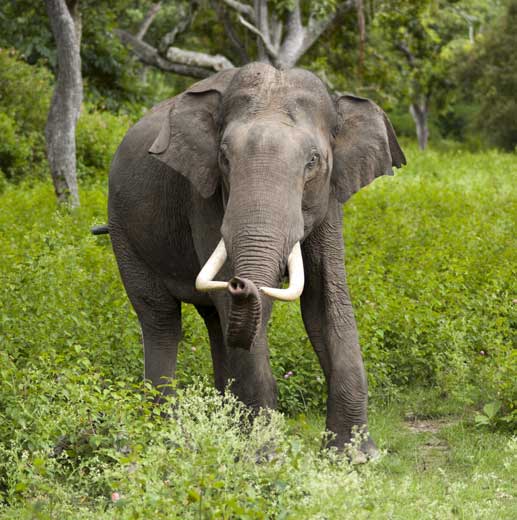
<box><xmin>195</xmin><ymin>239</ymin><xmax>229</xmax><ymax>292</ymax></box>
<box><xmin>260</xmin><ymin>242</ymin><xmax>304</xmax><ymax>301</ymax></box>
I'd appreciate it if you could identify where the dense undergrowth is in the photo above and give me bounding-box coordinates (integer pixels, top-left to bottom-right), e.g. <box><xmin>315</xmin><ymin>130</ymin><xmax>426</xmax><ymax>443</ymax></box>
<box><xmin>0</xmin><ymin>144</ymin><xmax>516</xmax><ymax>516</ymax></box>
<box><xmin>0</xmin><ymin>49</ymin><xmax>135</xmax><ymax>184</ymax></box>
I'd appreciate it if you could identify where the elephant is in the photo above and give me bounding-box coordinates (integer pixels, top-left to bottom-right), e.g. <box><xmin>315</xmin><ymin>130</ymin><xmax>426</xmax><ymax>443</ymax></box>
<box><xmin>106</xmin><ymin>62</ymin><xmax>405</xmax><ymax>458</ymax></box>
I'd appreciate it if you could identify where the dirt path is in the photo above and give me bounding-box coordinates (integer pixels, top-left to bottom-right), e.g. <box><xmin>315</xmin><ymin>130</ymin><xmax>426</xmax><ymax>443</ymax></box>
<box><xmin>404</xmin><ymin>417</ymin><xmax>458</xmax><ymax>470</ymax></box>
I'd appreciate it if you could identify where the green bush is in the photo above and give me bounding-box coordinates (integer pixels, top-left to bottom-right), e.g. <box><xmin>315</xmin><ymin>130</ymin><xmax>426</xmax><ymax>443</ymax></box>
<box><xmin>0</xmin><ymin>49</ymin><xmax>51</xmax><ymax>181</ymax></box>
<box><xmin>457</xmin><ymin>0</ymin><xmax>517</xmax><ymax>151</ymax></box>
<box><xmin>0</xmin><ymin>49</ymin><xmax>134</xmax><ymax>183</ymax></box>
<box><xmin>345</xmin><ymin>147</ymin><xmax>517</xmax><ymax>426</ymax></box>
<box><xmin>0</xmin><ymin>112</ymin><xmax>31</xmax><ymax>180</ymax></box>
<box><xmin>76</xmin><ymin>108</ymin><xmax>132</xmax><ymax>178</ymax></box>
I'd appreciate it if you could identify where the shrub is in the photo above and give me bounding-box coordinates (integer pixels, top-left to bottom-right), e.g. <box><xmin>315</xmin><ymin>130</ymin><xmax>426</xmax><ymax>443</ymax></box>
<box><xmin>0</xmin><ymin>49</ymin><xmax>134</xmax><ymax>183</ymax></box>
<box><xmin>0</xmin><ymin>112</ymin><xmax>32</xmax><ymax>180</ymax></box>
<box><xmin>0</xmin><ymin>145</ymin><xmax>516</xmax><ymax>515</ymax></box>
<box><xmin>345</xmin><ymin>147</ymin><xmax>517</xmax><ymax>426</ymax></box>
<box><xmin>76</xmin><ymin>108</ymin><xmax>132</xmax><ymax>178</ymax></box>
<box><xmin>0</xmin><ymin>49</ymin><xmax>51</xmax><ymax>182</ymax></box>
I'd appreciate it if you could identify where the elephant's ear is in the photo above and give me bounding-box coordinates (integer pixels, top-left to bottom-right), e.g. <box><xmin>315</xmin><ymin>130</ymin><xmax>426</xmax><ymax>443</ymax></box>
<box><xmin>331</xmin><ymin>94</ymin><xmax>406</xmax><ymax>204</ymax></box>
<box><xmin>149</xmin><ymin>68</ymin><xmax>238</xmax><ymax>198</ymax></box>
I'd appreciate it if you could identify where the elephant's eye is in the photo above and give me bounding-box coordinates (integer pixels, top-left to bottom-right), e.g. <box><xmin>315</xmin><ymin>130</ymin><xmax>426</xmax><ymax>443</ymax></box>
<box><xmin>307</xmin><ymin>153</ymin><xmax>320</xmax><ymax>169</ymax></box>
<box><xmin>305</xmin><ymin>152</ymin><xmax>320</xmax><ymax>181</ymax></box>
<box><xmin>219</xmin><ymin>147</ymin><xmax>230</xmax><ymax>171</ymax></box>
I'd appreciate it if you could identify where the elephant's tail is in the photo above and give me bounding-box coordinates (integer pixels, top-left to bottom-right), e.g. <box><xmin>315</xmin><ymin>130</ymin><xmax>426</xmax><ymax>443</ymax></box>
<box><xmin>91</xmin><ymin>224</ymin><xmax>110</xmax><ymax>236</ymax></box>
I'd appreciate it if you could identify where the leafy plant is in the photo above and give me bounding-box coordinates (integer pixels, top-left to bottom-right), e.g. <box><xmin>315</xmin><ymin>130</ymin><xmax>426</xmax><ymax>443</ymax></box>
<box><xmin>475</xmin><ymin>401</ymin><xmax>502</xmax><ymax>428</ymax></box>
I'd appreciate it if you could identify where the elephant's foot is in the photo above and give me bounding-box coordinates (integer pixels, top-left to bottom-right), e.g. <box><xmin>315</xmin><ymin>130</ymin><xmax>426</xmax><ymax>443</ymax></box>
<box><xmin>349</xmin><ymin>436</ymin><xmax>380</xmax><ymax>464</ymax></box>
<box><xmin>326</xmin><ymin>428</ymin><xmax>380</xmax><ymax>464</ymax></box>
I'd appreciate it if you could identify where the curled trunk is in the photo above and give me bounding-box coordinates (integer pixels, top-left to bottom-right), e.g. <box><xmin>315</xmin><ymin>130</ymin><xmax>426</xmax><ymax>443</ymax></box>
<box><xmin>226</xmin><ymin>277</ymin><xmax>262</xmax><ymax>350</ymax></box>
<box><xmin>224</xmin><ymin>232</ymin><xmax>285</xmax><ymax>350</ymax></box>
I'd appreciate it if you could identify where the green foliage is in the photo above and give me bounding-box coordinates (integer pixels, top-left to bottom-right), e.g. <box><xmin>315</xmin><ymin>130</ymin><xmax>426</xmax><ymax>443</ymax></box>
<box><xmin>1</xmin><ymin>147</ymin><xmax>515</xmax><ymax>425</ymax></box>
<box><xmin>0</xmin><ymin>0</ymin><xmax>180</xmax><ymax>113</ymax></box>
<box><xmin>0</xmin><ymin>49</ymin><xmax>52</xmax><ymax>181</ymax></box>
<box><xmin>76</xmin><ymin>108</ymin><xmax>132</xmax><ymax>178</ymax></box>
<box><xmin>0</xmin><ymin>112</ymin><xmax>31</xmax><ymax>181</ymax></box>
<box><xmin>370</xmin><ymin>1</ymin><xmax>469</xmax><ymax>109</ymax></box>
<box><xmin>346</xmin><ymin>146</ymin><xmax>516</xmax><ymax>425</ymax></box>
<box><xmin>355</xmin><ymin>0</ymin><xmax>499</xmax><ymax>145</ymax></box>
<box><xmin>0</xmin><ymin>378</ymin><xmax>516</xmax><ymax>517</ymax></box>
<box><xmin>457</xmin><ymin>0</ymin><xmax>517</xmax><ymax>151</ymax></box>
<box><xmin>0</xmin><ymin>51</ymin><xmax>134</xmax><ymax>183</ymax></box>
<box><xmin>475</xmin><ymin>401</ymin><xmax>502</xmax><ymax>428</ymax></box>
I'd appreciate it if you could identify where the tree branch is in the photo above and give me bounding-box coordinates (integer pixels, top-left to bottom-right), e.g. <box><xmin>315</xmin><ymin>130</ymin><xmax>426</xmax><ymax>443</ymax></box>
<box><xmin>136</xmin><ymin>2</ymin><xmax>162</xmax><ymax>40</ymax></box>
<box><xmin>301</xmin><ymin>0</ymin><xmax>355</xmax><ymax>56</ymax></box>
<box><xmin>277</xmin><ymin>0</ymin><xmax>304</xmax><ymax>67</ymax></box>
<box><xmin>222</xmin><ymin>0</ymin><xmax>255</xmax><ymax>20</ymax></box>
<box><xmin>211</xmin><ymin>0</ymin><xmax>249</xmax><ymax>64</ymax></box>
<box><xmin>238</xmin><ymin>15</ymin><xmax>277</xmax><ymax>59</ymax></box>
<box><xmin>271</xmin><ymin>13</ymin><xmax>283</xmax><ymax>51</ymax></box>
<box><xmin>165</xmin><ymin>46</ymin><xmax>234</xmax><ymax>71</ymax></box>
<box><xmin>255</xmin><ymin>0</ymin><xmax>270</xmax><ymax>45</ymax></box>
<box><xmin>158</xmin><ymin>3</ymin><xmax>199</xmax><ymax>53</ymax></box>
<box><xmin>395</xmin><ymin>41</ymin><xmax>416</xmax><ymax>67</ymax></box>
<box><xmin>277</xmin><ymin>0</ymin><xmax>354</xmax><ymax>68</ymax></box>
<box><xmin>117</xmin><ymin>29</ymin><xmax>218</xmax><ymax>78</ymax></box>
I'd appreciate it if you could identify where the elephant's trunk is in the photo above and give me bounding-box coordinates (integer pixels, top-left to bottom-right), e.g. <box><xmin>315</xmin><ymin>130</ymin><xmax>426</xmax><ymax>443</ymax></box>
<box><xmin>224</xmin><ymin>226</ymin><xmax>288</xmax><ymax>350</ymax></box>
<box><xmin>196</xmin><ymin>236</ymin><xmax>302</xmax><ymax>350</ymax></box>
<box><xmin>226</xmin><ymin>276</ymin><xmax>262</xmax><ymax>350</ymax></box>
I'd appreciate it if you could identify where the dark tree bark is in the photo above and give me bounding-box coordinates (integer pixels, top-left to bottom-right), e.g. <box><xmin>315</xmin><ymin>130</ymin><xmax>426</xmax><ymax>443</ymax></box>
<box><xmin>45</xmin><ymin>0</ymin><xmax>83</xmax><ymax>207</ymax></box>
<box><xmin>410</xmin><ymin>100</ymin><xmax>429</xmax><ymax>150</ymax></box>
<box><xmin>396</xmin><ymin>41</ymin><xmax>430</xmax><ymax>150</ymax></box>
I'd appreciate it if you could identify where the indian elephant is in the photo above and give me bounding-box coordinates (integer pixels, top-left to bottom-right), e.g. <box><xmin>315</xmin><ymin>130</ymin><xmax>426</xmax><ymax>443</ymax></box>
<box><xmin>106</xmin><ymin>62</ymin><xmax>405</xmax><ymax>458</ymax></box>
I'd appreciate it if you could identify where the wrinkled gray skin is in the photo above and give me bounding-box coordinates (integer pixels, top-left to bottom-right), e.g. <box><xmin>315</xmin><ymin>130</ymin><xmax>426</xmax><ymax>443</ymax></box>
<box><xmin>108</xmin><ymin>63</ymin><xmax>405</xmax><ymax>456</ymax></box>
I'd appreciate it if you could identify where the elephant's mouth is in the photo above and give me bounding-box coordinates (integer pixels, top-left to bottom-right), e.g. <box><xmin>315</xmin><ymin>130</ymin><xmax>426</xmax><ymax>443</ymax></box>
<box><xmin>195</xmin><ymin>239</ymin><xmax>305</xmax><ymax>301</ymax></box>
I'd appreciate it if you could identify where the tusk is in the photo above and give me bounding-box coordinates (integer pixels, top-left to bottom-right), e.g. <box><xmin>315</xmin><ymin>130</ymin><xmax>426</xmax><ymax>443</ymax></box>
<box><xmin>195</xmin><ymin>239</ymin><xmax>229</xmax><ymax>292</ymax></box>
<box><xmin>260</xmin><ymin>242</ymin><xmax>304</xmax><ymax>301</ymax></box>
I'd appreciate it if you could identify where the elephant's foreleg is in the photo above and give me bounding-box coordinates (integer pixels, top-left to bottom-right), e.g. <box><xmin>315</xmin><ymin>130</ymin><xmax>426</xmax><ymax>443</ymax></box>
<box><xmin>195</xmin><ymin>305</ymin><xmax>229</xmax><ymax>393</ymax></box>
<box><xmin>300</xmin><ymin>199</ymin><xmax>377</xmax><ymax>457</ymax></box>
<box><xmin>227</xmin><ymin>333</ymin><xmax>278</xmax><ymax>411</ymax></box>
<box><xmin>223</xmin><ymin>299</ymin><xmax>278</xmax><ymax>411</ymax></box>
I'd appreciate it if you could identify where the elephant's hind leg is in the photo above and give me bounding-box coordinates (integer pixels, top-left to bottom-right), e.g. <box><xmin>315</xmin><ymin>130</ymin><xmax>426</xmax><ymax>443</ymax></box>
<box><xmin>111</xmin><ymin>234</ymin><xmax>182</xmax><ymax>396</ymax></box>
<box><xmin>140</xmin><ymin>296</ymin><xmax>181</xmax><ymax>396</ymax></box>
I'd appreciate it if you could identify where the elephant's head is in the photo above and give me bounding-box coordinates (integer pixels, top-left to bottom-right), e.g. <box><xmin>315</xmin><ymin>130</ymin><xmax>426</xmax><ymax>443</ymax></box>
<box><xmin>149</xmin><ymin>63</ymin><xmax>405</xmax><ymax>349</ymax></box>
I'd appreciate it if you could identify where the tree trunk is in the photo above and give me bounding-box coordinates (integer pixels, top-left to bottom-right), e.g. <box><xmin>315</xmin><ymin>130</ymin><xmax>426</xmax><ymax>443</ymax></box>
<box><xmin>410</xmin><ymin>101</ymin><xmax>429</xmax><ymax>150</ymax></box>
<box><xmin>45</xmin><ymin>0</ymin><xmax>83</xmax><ymax>207</ymax></box>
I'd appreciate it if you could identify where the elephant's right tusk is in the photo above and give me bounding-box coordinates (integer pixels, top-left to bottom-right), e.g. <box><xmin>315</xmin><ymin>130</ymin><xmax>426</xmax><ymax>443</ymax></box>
<box><xmin>195</xmin><ymin>239</ymin><xmax>229</xmax><ymax>292</ymax></box>
<box><xmin>260</xmin><ymin>242</ymin><xmax>304</xmax><ymax>301</ymax></box>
